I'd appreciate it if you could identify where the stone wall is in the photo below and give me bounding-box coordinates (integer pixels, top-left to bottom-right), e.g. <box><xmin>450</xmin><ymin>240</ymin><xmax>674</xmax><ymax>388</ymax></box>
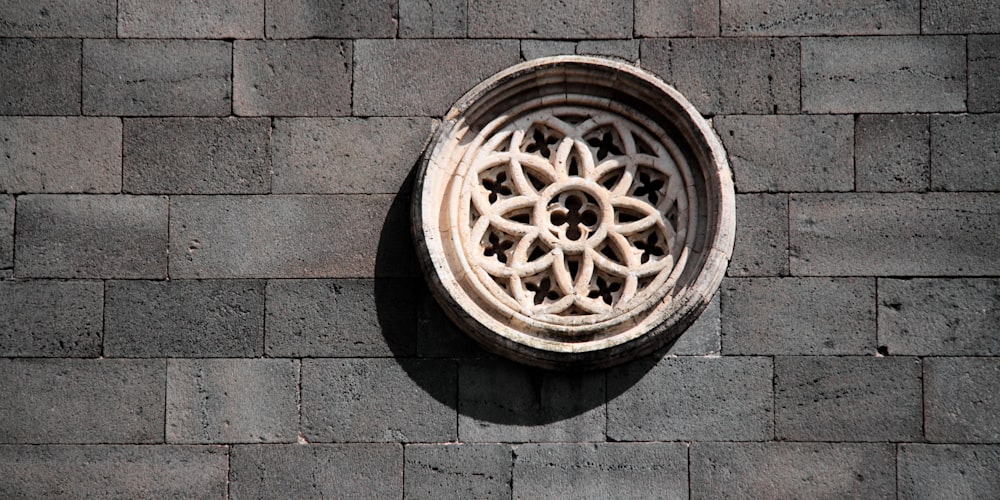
<box><xmin>1</xmin><ymin>0</ymin><xmax>999</xmax><ymax>497</ymax></box>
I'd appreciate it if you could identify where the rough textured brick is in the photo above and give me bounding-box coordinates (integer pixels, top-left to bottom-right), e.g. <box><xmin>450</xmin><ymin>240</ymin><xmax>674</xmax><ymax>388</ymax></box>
<box><xmin>458</xmin><ymin>358</ymin><xmax>605</xmax><ymax>442</ymax></box>
<box><xmin>775</xmin><ymin>356</ymin><xmax>922</xmax><ymax>441</ymax></box>
<box><xmin>0</xmin><ymin>0</ymin><xmax>115</xmax><ymax>36</ymax></box>
<box><xmin>855</xmin><ymin>114</ymin><xmax>929</xmax><ymax>192</ymax></box>
<box><xmin>641</xmin><ymin>38</ymin><xmax>799</xmax><ymax>115</ymax></box>
<box><xmin>234</xmin><ymin>40</ymin><xmax>351</xmax><ymax>117</ymax></box>
<box><xmin>104</xmin><ymin>280</ymin><xmax>264</xmax><ymax>357</ymax></box>
<box><xmin>83</xmin><ymin>40</ymin><xmax>231</xmax><ymax>116</ymax></box>
<box><xmin>417</xmin><ymin>292</ymin><xmax>485</xmax><ymax>358</ymax></box>
<box><xmin>969</xmin><ymin>36</ymin><xmax>1000</xmax><ymax>112</ymax></box>
<box><xmin>521</xmin><ymin>40</ymin><xmax>576</xmax><ymax>60</ymax></box>
<box><xmin>123</xmin><ymin>118</ymin><xmax>270</xmax><ymax>194</ymax></box>
<box><xmin>16</xmin><ymin>195</ymin><xmax>168</xmax><ymax>279</ymax></box>
<box><xmin>354</xmin><ymin>40</ymin><xmax>520</xmax><ymax>116</ymax></box>
<box><xmin>119</xmin><ymin>0</ymin><xmax>264</xmax><ymax>38</ymax></box>
<box><xmin>931</xmin><ymin>114</ymin><xmax>1000</xmax><ymax>191</ymax></box>
<box><xmin>729</xmin><ymin>193</ymin><xmax>787</xmax><ymax>276</ymax></box>
<box><xmin>469</xmin><ymin>0</ymin><xmax>631</xmax><ymax>38</ymax></box>
<box><xmin>0</xmin><ymin>39</ymin><xmax>80</xmax><ymax>115</ymax></box>
<box><xmin>405</xmin><ymin>444</ymin><xmax>511</xmax><ymax>499</ymax></box>
<box><xmin>925</xmin><ymin>358</ymin><xmax>1000</xmax><ymax>443</ymax></box>
<box><xmin>608</xmin><ymin>357</ymin><xmax>772</xmax><ymax>441</ymax></box>
<box><xmin>231</xmin><ymin>444</ymin><xmax>403</xmax><ymax>499</ymax></box>
<box><xmin>400</xmin><ymin>0</ymin><xmax>466</xmax><ymax>37</ymax></box>
<box><xmin>0</xmin><ymin>117</ymin><xmax>121</xmax><ymax>194</ymax></box>
<box><xmin>167</xmin><ymin>359</ymin><xmax>297</xmax><ymax>443</ymax></box>
<box><xmin>513</xmin><ymin>443</ymin><xmax>687</xmax><ymax>499</ymax></box>
<box><xmin>0</xmin><ymin>445</ymin><xmax>228</xmax><ymax>499</ymax></box>
<box><xmin>0</xmin><ymin>359</ymin><xmax>165</xmax><ymax>443</ymax></box>
<box><xmin>691</xmin><ymin>442</ymin><xmax>895</xmax><ymax>500</ymax></box>
<box><xmin>0</xmin><ymin>280</ymin><xmax>102</xmax><ymax>357</ymax></box>
<box><xmin>266</xmin><ymin>279</ymin><xmax>418</xmax><ymax>357</ymax></box>
<box><xmin>899</xmin><ymin>444</ymin><xmax>1000</xmax><ymax>499</ymax></box>
<box><xmin>265</xmin><ymin>0</ymin><xmax>398</xmax><ymax>38</ymax></box>
<box><xmin>575</xmin><ymin>40</ymin><xmax>639</xmax><ymax>62</ymax></box>
<box><xmin>716</xmin><ymin>115</ymin><xmax>852</xmax><ymax>192</ymax></box>
<box><xmin>802</xmin><ymin>36</ymin><xmax>965</xmax><ymax>113</ymax></box>
<box><xmin>721</xmin><ymin>0</ymin><xmax>919</xmax><ymax>35</ymax></box>
<box><xmin>302</xmin><ymin>358</ymin><xmax>456</xmax><ymax>442</ymax></box>
<box><xmin>0</xmin><ymin>196</ymin><xmax>11</xmax><ymax>268</ymax></box>
<box><xmin>272</xmin><ymin>117</ymin><xmax>433</xmax><ymax>194</ymax></box>
<box><xmin>668</xmin><ymin>292</ymin><xmax>721</xmax><ymax>355</ymax></box>
<box><xmin>790</xmin><ymin>193</ymin><xmax>1000</xmax><ymax>276</ymax></box>
<box><xmin>635</xmin><ymin>0</ymin><xmax>719</xmax><ymax>37</ymax></box>
<box><xmin>923</xmin><ymin>0</ymin><xmax>1000</xmax><ymax>33</ymax></box>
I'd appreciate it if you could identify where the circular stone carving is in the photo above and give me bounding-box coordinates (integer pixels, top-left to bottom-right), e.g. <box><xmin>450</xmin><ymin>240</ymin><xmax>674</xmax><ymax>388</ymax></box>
<box><xmin>412</xmin><ymin>56</ymin><xmax>735</xmax><ymax>370</ymax></box>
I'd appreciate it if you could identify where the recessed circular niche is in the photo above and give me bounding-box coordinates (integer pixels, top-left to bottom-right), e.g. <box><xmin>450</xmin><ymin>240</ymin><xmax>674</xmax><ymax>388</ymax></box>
<box><xmin>412</xmin><ymin>56</ymin><xmax>735</xmax><ymax>370</ymax></box>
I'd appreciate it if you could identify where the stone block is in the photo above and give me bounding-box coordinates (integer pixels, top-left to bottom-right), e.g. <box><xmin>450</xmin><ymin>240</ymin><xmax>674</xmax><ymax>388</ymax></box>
<box><xmin>520</xmin><ymin>40</ymin><xmax>576</xmax><ymax>60</ymax></box>
<box><xmin>635</xmin><ymin>0</ymin><xmax>719</xmax><ymax>37</ymax></box>
<box><xmin>167</xmin><ymin>359</ymin><xmax>297</xmax><ymax>443</ymax></box>
<box><xmin>119</xmin><ymin>0</ymin><xmax>264</xmax><ymax>38</ymax></box>
<box><xmin>691</xmin><ymin>442</ymin><xmax>895</xmax><ymax>499</ymax></box>
<box><xmin>931</xmin><ymin>114</ymin><xmax>1000</xmax><ymax>191</ymax></box>
<box><xmin>272</xmin><ymin>117</ymin><xmax>433</xmax><ymax>194</ymax></box>
<box><xmin>0</xmin><ymin>280</ymin><xmax>103</xmax><ymax>357</ymax></box>
<box><xmin>0</xmin><ymin>445</ymin><xmax>228</xmax><ymax>499</ymax></box>
<box><xmin>0</xmin><ymin>359</ymin><xmax>165</xmax><ymax>443</ymax></box>
<box><xmin>899</xmin><ymin>444</ymin><xmax>1000</xmax><ymax>499</ymax></box>
<box><xmin>405</xmin><ymin>444</ymin><xmax>512</xmax><ymax>499</ymax></box>
<box><xmin>104</xmin><ymin>279</ymin><xmax>265</xmax><ymax>357</ymax></box>
<box><xmin>790</xmin><ymin>193</ymin><xmax>1000</xmax><ymax>276</ymax></box>
<box><xmin>715</xmin><ymin>115</ymin><xmax>853</xmax><ymax>192</ymax></box>
<box><xmin>802</xmin><ymin>36</ymin><xmax>965</xmax><ymax>113</ymax></box>
<box><xmin>513</xmin><ymin>443</ymin><xmax>687</xmax><ymax>499</ymax></box>
<box><xmin>354</xmin><ymin>39</ymin><xmax>520</xmax><ymax>116</ymax></box>
<box><xmin>722</xmin><ymin>278</ymin><xmax>875</xmax><ymax>355</ymax></box>
<box><xmin>775</xmin><ymin>356</ymin><xmax>922</xmax><ymax>441</ymax></box>
<box><xmin>0</xmin><ymin>39</ymin><xmax>80</xmax><ymax>115</ymax></box>
<box><xmin>969</xmin><ymin>36</ymin><xmax>1000</xmax><ymax>112</ymax></box>
<box><xmin>230</xmin><ymin>444</ymin><xmax>403</xmax><ymax>499</ymax></box>
<box><xmin>400</xmin><ymin>0</ymin><xmax>466</xmax><ymax>37</ymax></box>
<box><xmin>0</xmin><ymin>196</ymin><xmax>11</xmax><ymax>268</ymax></box>
<box><xmin>855</xmin><ymin>114</ymin><xmax>929</xmax><ymax>192</ymax></box>
<box><xmin>925</xmin><ymin>357</ymin><xmax>1000</xmax><ymax>443</ymax></box>
<box><xmin>301</xmin><ymin>358</ymin><xmax>456</xmax><ymax>442</ymax></box>
<box><xmin>575</xmin><ymin>40</ymin><xmax>639</xmax><ymax>62</ymax></box>
<box><xmin>417</xmin><ymin>292</ymin><xmax>486</xmax><ymax>358</ymax></box>
<box><xmin>468</xmin><ymin>0</ymin><xmax>631</xmax><ymax>38</ymax></box>
<box><xmin>0</xmin><ymin>0</ymin><xmax>115</xmax><ymax>36</ymax></box>
<box><xmin>15</xmin><ymin>195</ymin><xmax>168</xmax><ymax>279</ymax></box>
<box><xmin>123</xmin><ymin>118</ymin><xmax>270</xmax><ymax>194</ymax></box>
<box><xmin>721</xmin><ymin>0</ymin><xmax>919</xmax><ymax>35</ymax></box>
<box><xmin>265</xmin><ymin>0</ymin><xmax>397</xmax><ymax>38</ymax></box>
<box><xmin>233</xmin><ymin>40</ymin><xmax>351</xmax><ymax>117</ymax></box>
<box><xmin>608</xmin><ymin>357</ymin><xmax>772</xmax><ymax>441</ymax></box>
<box><xmin>83</xmin><ymin>39</ymin><xmax>231</xmax><ymax>116</ymax></box>
<box><xmin>923</xmin><ymin>0</ymin><xmax>1000</xmax><ymax>33</ymax></box>
<box><xmin>641</xmin><ymin>38</ymin><xmax>799</xmax><ymax>115</ymax></box>
<box><xmin>668</xmin><ymin>292</ymin><xmax>721</xmax><ymax>355</ymax></box>
<box><xmin>729</xmin><ymin>193</ymin><xmax>788</xmax><ymax>276</ymax></box>
<box><xmin>265</xmin><ymin>279</ymin><xmax>419</xmax><ymax>357</ymax></box>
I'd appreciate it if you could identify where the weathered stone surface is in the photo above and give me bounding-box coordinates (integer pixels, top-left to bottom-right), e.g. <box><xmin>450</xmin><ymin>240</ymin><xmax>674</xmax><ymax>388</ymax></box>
<box><xmin>575</xmin><ymin>40</ymin><xmax>639</xmax><ymax>62</ymax></box>
<box><xmin>0</xmin><ymin>0</ymin><xmax>115</xmax><ymax>36</ymax></box>
<box><xmin>931</xmin><ymin>114</ymin><xmax>1000</xmax><ymax>191</ymax></box>
<box><xmin>925</xmin><ymin>357</ymin><xmax>1000</xmax><ymax>443</ymax></box>
<box><xmin>855</xmin><ymin>114</ymin><xmax>929</xmax><ymax>192</ymax></box>
<box><xmin>608</xmin><ymin>357</ymin><xmax>772</xmax><ymax>441</ymax></box>
<box><xmin>458</xmin><ymin>359</ymin><xmax>605</xmax><ymax>442</ymax></box>
<box><xmin>405</xmin><ymin>444</ymin><xmax>511</xmax><ymax>499</ymax></box>
<box><xmin>354</xmin><ymin>39</ymin><xmax>519</xmax><ymax>116</ymax></box>
<box><xmin>722</xmin><ymin>278</ymin><xmax>875</xmax><ymax>355</ymax></box>
<box><xmin>642</xmin><ymin>38</ymin><xmax>799</xmax><ymax>115</ymax></box>
<box><xmin>899</xmin><ymin>444</ymin><xmax>1000</xmax><ymax>499</ymax></box>
<box><xmin>230</xmin><ymin>444</ymin><xmax>403</xmax><ymax>499</ymax></box>
<box><xmin>729</xmin><ymin>194</ymin><xmax>787</xmax><ymax>276</ymax></box>
<box><xmin>119</xmin><ymin>0</ymin><xmax>264</xmax><ymax>38</ymax></box>
<box><xmin>691</xmin><ymin>442</ymin><xmax>895</xmax><ymax>499</ymax></box>
<box><xmin>266</xmin><ymin>0</ymin><xmax>397</xmax><ymax>38</ymax></box>
<box><xmin>123</xmin><ymin>118</ymin><xmax>269</xmax><ymax>194</ymax></box>
<box><xmin>0</xmin><ymin>359</ymin><xmax>165</xmax><ymax>443</ymax></box>
<box><xmin>969</xmin><ymin>36</ymin><xmax>1000</xmax><ymax>112</ymax></box>
<box><xmin>167</xmin><ymin>359</ymin><xmax>297</xmax><ymax>444</ymax></box>
<box><xmin>520</xmin><ymin>40</ymin><xmax>576</xmax><ymax>60</ymax></box>
<box><xmin>301</xmin><ymin>359</ymin><xmax>456</xmax><ymax>442</ymax></box>
<box><xmin>513</xmin><ymin>443</ymin><xmax>688</xmax><ymax>499</ymax></box>
<box><xmin>802</xmin><ymin>36</ymin><xmax>965</xmax><ymax>113</ymax></box>
<box><xmin>16</xmin><ymin>195</ymin><xmax>168</xmax><ymax>279</ymax></box>
<box><xmin>923</xmin><ymin>0</ymin><xmax>1000</xmax><ymax>33</ymax></box>
<box><xmin>0</xmin><ymin>445</ymin><xmax>228</xmax><ymax>499</ymax></box>
<box><xmin>0</xmin><ymin>280</ymin><xmax>102</xmax><ymax>357</ymax></box>
<box><xmin>0</xmin><ymin>39</ymin><xmax>80</xmax><ymax>115</ymax></box>
<box><xmin>272</xmin><ymin>117</ymin><xmax>433</xmax><ymax>193</ymax></box>
<box><xmin>0</xmin><ymin>196</ymin><xmax>10</xmax><ymax>268</ymax></box>
<box><xmin>790</xmin><ymin>193</ymin><xmax>1000</xmax><ymax>276</ymax></box>
<box><xmin>635</xmin><ymin>0</ymin><xmax>719</xmax><ymax>36</ymax></box>
<box><xmin>83</xmin><ymin>39</ymin><xmax>231</xmax><ymax>116</ymax></box>
<box><xmin>775</xmin><ymin>356</ymin><xmax>922</xmax><ymax>441</ymax></box>
<box><xmin>104</xmin><ymin>280</ymin><xmax>264</xmax><ymax>357</ymax></box>
<box><xmin>417</xmin><ymin>293</ymin><xmax>485</xmax><ymax>358</ymax></box>
<box><xmin>468</xmin><ymin>0</ymin><xmax>631</xmax><ymax>38</ymax></box>
<box><xmin>234</xmin><ymin>40</ymin><xmax>351</xmax><ymax>117</ymax></box>
<box><xmin>721</xmin><ymin>0</ymin><xmax>919</xmax><ymax>35</ymax></box>
<box><xmin>668</xmin><ymin>292</ymin><xmax>721</xmax><ymax>355</ymax></box>
<box><xmin>400</xmin><ymin>0</ymin><xmax>466</xmax><ymax>37</ymax></box>
<box><xmin>715</xmin><ymin>115</ymin><xmax>853</xmax><ymax>192</ymax></box>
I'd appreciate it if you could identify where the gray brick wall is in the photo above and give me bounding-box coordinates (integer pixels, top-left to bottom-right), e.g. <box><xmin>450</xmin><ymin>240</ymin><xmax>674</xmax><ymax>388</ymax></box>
<box><xmin>1</xmin><ymin>1</ymin><xmax>997</xmax><ymax>497</ymax></box>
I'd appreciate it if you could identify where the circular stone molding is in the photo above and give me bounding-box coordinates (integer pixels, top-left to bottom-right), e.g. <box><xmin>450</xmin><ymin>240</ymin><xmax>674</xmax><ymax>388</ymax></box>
<box><xmin>412</xmin><ymin>56</ymin><xmax>735</xmax><ymax>370</ymax></box>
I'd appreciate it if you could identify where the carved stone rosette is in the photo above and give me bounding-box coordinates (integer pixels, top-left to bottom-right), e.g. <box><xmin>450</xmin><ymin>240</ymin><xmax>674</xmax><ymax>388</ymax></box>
<box><xmin>412</xmin><ymin>56</ymin><xmax>735</xmax><ymax>370</ymax></box>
